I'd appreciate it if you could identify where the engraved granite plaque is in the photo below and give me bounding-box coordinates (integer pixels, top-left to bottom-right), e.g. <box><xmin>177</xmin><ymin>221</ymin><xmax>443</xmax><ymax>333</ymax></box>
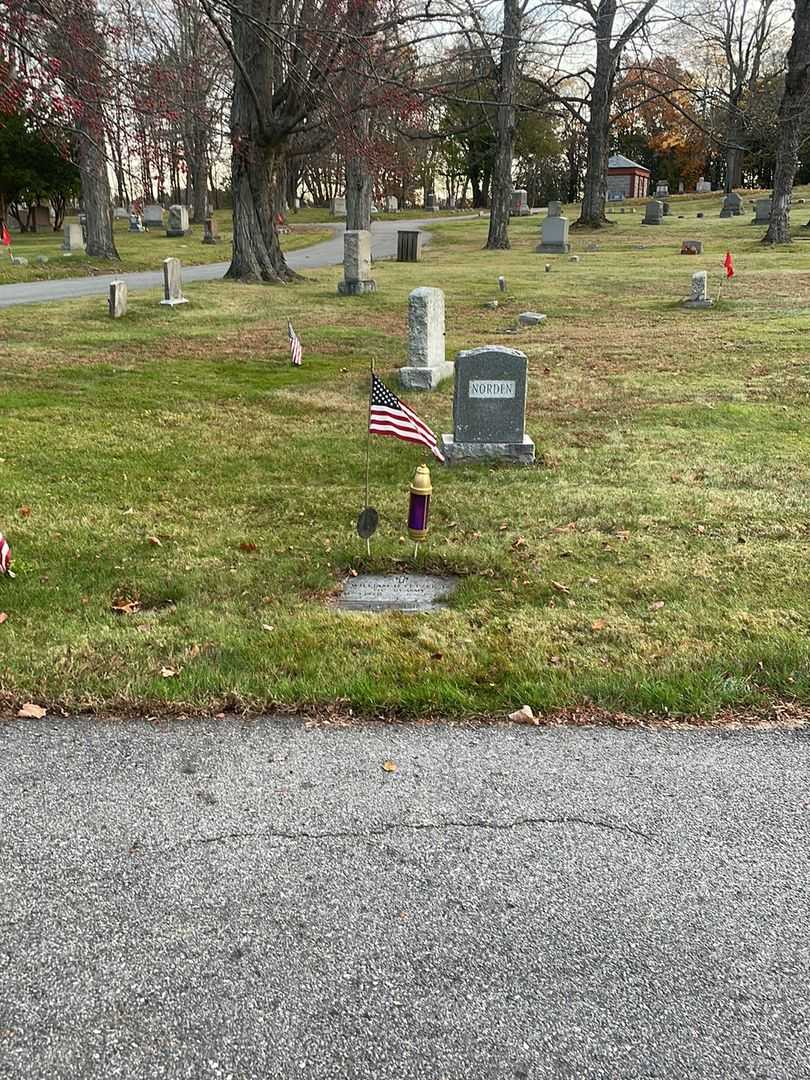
<box><xmin>336</xmin><ymin>574</ymin><xmax>457</xmax><ymax>613</ymax></box>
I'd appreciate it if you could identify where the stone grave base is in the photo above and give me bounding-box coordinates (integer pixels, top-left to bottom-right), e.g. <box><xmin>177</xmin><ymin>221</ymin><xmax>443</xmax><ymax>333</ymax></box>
<box><xmin>166</xmin><ymin>229</ymin><xmax>188</xmax><ymax>238</ymax></box>
<box><xmin>398</xmin><ymin>361</ymin><xmax>454</xmax><ymax>391</ymax></box>
<box><xmin>440</xmin><ymin>433</ymin><xmax>535</xmax><ymax>465</ymax></box>
<box><xmin>536</xmin><ymin>243</ymin><xmax>569</xmax><ymax>254</ymax></box>
<box><xmin>338</xmin><ymin>279</ymin><xmax>377</xmax><ymax>295</ymax></box>
<box><xmin>682</xmin><ymin>298</ymin><xmax>713</xmax><ymax>310</ymax></box>
<box><xmin>202</xmin><ymin>236</ymin><xmax>220</xmax><ymax>245</ymax></box>
<box><xmin>160</xmin><ymin>297</ymin><xmax>189</xmax><ymax>307</ymax></box>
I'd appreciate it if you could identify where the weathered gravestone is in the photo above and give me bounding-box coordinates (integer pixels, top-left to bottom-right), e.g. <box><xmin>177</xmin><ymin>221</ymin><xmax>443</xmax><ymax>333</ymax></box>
<box><xmin>166</xmin><ymin>205</ymin><xmax>189</xmax><ymax>237</ymax></box>
<box><xmin>752</xmin><ymin>198</ymin><xmax>772</xmax><ymax>224</ymax></box>
<box><xmin>336</xmin><ymin>573</ymin><xmax>457</xmax><ymax>613</ymax></box>
<box><xmin>331</xmin><ymin>196</ymin><xmax>347</xmax><ymax>217</ymax></box>
<box><xmin>680</xmin><ymin>239</ymin><xmax>703</xmax><ymax>255</ymax></box>
<box><xmin>62</xmin><ymin>223</ymin><xmax>85</xmax><ymax>255</ymax></box>
<box><xmin>536</xmin><ymin>201</ymin><xmax>569</xmax><ymax>254</ymax></box>
<box><xmin>31</xmin><ymin>205</ymin><xmax>51</xmax><ymax>230</ymax></box>
<box><xmin>662</xmin><ymin>201</ymin><xmax>672</xmax><ymax>216</ymax></box>
<box><xmin>510</xmin><ymin>189</ymin><xmax>530</xmax><ymax>216</ymax></box>
<box><xmin>337</xmin><ymin>230</ymin><xmax>376</xmax><ymax>294</ymax></box>
<box><xmin>399</xmin><ymin>287</ymin><xmax>453</xmax><ymax>391</ymax></box>
<box><xmin>642</xmin><ymin>200</ymin><xmax>663</xmax><ymax>225</ymax></box>
<box><xmin>113</xmin><ymin>207</ymin><xmax>129</xmax><ymax>220</ymax></box>
<box><xmin>202</xmin><ymin>217</ymin><xmax>220</xmax><ymax>244</ymax></box>
<box><xmin>683</xmin><ymin>270</ymin><xmax>713</xmax><ymax>309</ymax></box>
<box><xmin>719</xmin><ymin>192</ymin><xmax>743</xmax><ymax>218</ymax></box>
<box><xmin>696</xmin><ymin>177</ymin><xmax>712</xmax><ymax>193</ymax></box>
<box><xmin>128</xmin><ymin>213</ymin><xmax>144</xmax><ymax>232</ymax></box>
<box><xmin>384</xmin><ymin>195</ymin><xmax>399</xmax><ymax>212</ymax></box>
<box><xmin>425</xmin><ymin>192</ymin><xmax>436</xmax><ymax>210</ymax></box>
<box><xmin>160</xmin><ymin>257</ymin><xmax>188</xmax><ymax>306</ymax></box>
<box><xmin>655</xmin><ymin>181</ymin><xmax>669</xmax><ymax>198</ymax></box>
<box><xmin>440</xmin><ymin>346</ymin><xmax>535</xmax><ymax>465</ymax></box>
<box><xmin>143</xmin><ymin>205</ymin><xmax>165</xmax><ymax>230</ymax></box>
<box><xmin>678</xmin><ymin>180</ymin><xmax>685</xmax><ymax>194</ymax></box>
<box><xmin>108</xmin><ymin>280</ymin><xmax>127</xmax><ymax>318</ymax></box>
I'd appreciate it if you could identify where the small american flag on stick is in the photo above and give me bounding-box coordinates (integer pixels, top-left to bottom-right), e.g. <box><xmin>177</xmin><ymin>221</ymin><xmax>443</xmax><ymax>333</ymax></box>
<box><xmin>288</xmin><ymin>320</ymin><xmax>302</xmax><ymax>367</ymax></box>
<box><xmin>369</xmin><ymin>373</ymin><xmax>445</xmax><ymax>462</ymax></box>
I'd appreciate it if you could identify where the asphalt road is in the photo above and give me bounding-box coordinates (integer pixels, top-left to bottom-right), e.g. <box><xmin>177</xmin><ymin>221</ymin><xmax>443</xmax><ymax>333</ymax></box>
<box><xmin>0</xmin><ymin>218</ymin><xmax>446</xmax><ymax>309</ymax></box>
<box><xmin>0</xmin><ymin>718</ymin><xmax>808</xmax><ymax>1079</ymax></box>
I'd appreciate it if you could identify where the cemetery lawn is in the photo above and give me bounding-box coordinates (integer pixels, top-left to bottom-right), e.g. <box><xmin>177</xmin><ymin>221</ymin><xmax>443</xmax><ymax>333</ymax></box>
<box><xmin>0</xmin><ymin>211</ymin><xmax>333</xmax><ymax>285</ymax></box>
<box><xmin>1</xmin><ymin>187</ymin><xmax>810</xmax><ymax>723</ymax></box>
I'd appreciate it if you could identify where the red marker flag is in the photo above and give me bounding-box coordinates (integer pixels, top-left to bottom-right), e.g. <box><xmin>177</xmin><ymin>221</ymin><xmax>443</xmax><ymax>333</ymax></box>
<box><xmin>723</xmin><ymin>251</ymin><xmax>735</xmax><ymax>279</ymax></box>
<box><xmin>1</xmin><ymin>222</ymin><xmax>11</xmax><ymax>257</ymax></box>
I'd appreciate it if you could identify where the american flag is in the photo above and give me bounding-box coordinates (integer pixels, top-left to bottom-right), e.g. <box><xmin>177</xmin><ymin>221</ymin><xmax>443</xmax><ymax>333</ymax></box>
<box><xmin>368</xmin><ymin>373</ymin><xmax>445</xmax><ymax>462</ymax></box>
<box><xmin>0</xmin><ymin>532</ymin><xmax>11</xmax><ymax>574</ymax></box>
<box><xmin>288</xmin><ymin>320</ymin><xmax>302</xmax><ymax>367</ymax></box>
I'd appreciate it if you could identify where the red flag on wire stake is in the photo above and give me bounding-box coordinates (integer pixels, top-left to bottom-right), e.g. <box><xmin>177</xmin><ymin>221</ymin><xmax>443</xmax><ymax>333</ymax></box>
<box><xmin>724</xmin><ymin>251</ymin><xmax>735</xmax><ymax>279</ymax></box>
<box><xmin>1</xmin><ymin>222</ymin><xmax>11</xmax><ymax>258</ymax></box>
<box><xmin>288</xmin><ymin>320</ymin><xmax>302</xmax><ymax>367</ymax></box>
<box><xmin>369</xmin><ymin>372</ymin><xmax>445</xmax><ymax>462</ymax></box>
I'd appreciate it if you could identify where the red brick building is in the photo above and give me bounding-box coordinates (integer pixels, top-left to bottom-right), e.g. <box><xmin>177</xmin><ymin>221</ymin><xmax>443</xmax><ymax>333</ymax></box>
<box><xmin>607</xmin><ymin>155</ymin><xmax>651</xmax><ymax>200</ymax></box>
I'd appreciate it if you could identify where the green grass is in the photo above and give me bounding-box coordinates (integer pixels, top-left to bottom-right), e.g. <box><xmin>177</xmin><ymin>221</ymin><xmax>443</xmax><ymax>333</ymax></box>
<box><xmin>0</xmin><ymin>186</ymin><xmax>809</xmax><ymax>721</ymax></box>
<box><xmin>0</xmin><ymin>210</ymin><xmax>333</xmax><ymax>284</ymax></box>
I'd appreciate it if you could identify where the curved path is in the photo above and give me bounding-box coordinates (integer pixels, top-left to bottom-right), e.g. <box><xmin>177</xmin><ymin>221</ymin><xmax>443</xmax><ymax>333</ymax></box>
<box><xmin>0</xmin><ymin>217</ymin><xmax>462</xmax><ymax>310</ymax></box>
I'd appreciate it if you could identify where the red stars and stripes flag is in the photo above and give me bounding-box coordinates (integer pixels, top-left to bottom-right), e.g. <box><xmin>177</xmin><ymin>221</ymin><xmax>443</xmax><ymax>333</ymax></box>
<box><xmin>368</xmin><ymin>373</ymin><xmax>445</xmax><ymax>462</ymax></box>
<box><xmin>724</xmin><ymin>251</ymin><xmax>735</xmax><ymax>279</ymax></box>
<box><xmin>0</xmin><ymin>532</ymin><xmax>11</xmax><ymax>574</ymax></box>
<box><xmin>288</xmin><ymin>320</ymin><xmax>302</xmax><ymax>367</ymax></box>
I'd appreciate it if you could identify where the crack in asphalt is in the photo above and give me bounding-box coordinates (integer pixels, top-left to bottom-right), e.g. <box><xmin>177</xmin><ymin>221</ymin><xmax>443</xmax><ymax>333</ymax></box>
<box><xmin>165</xmin><ymin>815</ymin><xmax>654</xmax><ymax>852</ymax></box>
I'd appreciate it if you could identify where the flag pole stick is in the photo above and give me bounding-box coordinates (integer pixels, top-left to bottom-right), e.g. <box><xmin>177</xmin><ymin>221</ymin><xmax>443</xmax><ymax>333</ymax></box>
<box><xmin>364</xmin><ymin>359</ymin><xmax>374</xmax><ymax>555</ymax></box>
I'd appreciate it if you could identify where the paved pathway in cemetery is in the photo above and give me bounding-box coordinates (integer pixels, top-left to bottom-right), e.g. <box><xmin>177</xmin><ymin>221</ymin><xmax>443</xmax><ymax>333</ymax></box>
<box><xmin>1</xmin><ymin>718</ymin><xmax>808</xmax><ymax>1079</ymax></box>
<box><xmin>0</xmin><ymin>217</ymin><xmax>460</xmax><ymax>310</ymax></box>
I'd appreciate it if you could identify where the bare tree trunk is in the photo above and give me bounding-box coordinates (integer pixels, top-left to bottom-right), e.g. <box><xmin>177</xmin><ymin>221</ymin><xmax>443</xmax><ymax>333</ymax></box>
<box><xmin>765</xmin><ymin>0</ymin><xmax>810</xmax><ymax>244</ymax></box>
<box><xmin>575</xmin><ymin>7</ymin><xmax>616</xmax><ymax>228</ymax></box>
<box><xmin>485</xmin><ymin>0</ymin><xmax>521</xmax><ymax>249</ymax></box>
<box><xmin>345</xmin><ymin>0</ymin><xmax>373</xmax><ymax>230</ymax></box>
<box><xmin>77</xmin><ymin>124</ymin><xmax>119</xmax><ymax>259</ymax></box>
<box><xmin>189</xmin><ymin>155</ymin><xmax>209</xmax><ymax>222</ymax></box>
<box><xmin>225</xmin><ymin>0</ymin><xmax>298</xmax><ymax>282</ymax></box>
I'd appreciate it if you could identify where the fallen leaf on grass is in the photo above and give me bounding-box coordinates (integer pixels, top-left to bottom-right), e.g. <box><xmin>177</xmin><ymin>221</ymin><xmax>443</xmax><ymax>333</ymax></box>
<box><xmin>111</xmin><ymin>596</ymin><xmax>140</xmax><ymax>613</ymax></box>
<box><xmin>18</xmin><ymin>506</ymin><xmax>31</xmax><ymax>518</ymax></box>
<box><xmin>382</xmin><ymin>760</ymin><xmax>398</xmax><ymax>772</ymax></box>
<box><xmin>239</xmin><ymin>541</ymin><xmax>258</xmax><ymax>553</ymax></box>
<box><xmin>512</xmin><ymin>536</ymin><xmax>527</xmax><ymax>549</ymax></box>
<box><xmin>551</xmin><ymin>580</ymin><xmax>570</xmax><ymax>594</ymax></box>
<box><xmin>648</xmin><ymin>600</ymin><xmax>665</xmax><ymax>611</ymax></box>
<box><xmin>18</xmin><ymin>703</ymin><xmax>46</xmax><ymax>719</ymax></box>
<box><xmin>147</xmin><ymin>536</ymin><xmax>162</xmax><ymax>547</ymax></box>
<box><xmin>160</xmin><ymin>666</ymin><xmax>178</xmax><ymax>678</ymax></box>
<box><xmin>0</xmin><ymin>612</ymin><xmax>7</xmax><ymax>625</ymax></box>
<box><xmin>509</xmin><ymin>705</ymin><xmax>538</xmax><ymax>725</ymax></box>
<box><xmin>112</xmin><ymin>597</ymin><xmax>141</xmax><ymax>614</ymax></box>
<box><xmin>261</xmin><ymin>624</ymin><xmax>274</xmax><ymax>632</ymax></box>
<box><xmin>591</xmin><ymin>618</ymin><xmax>607</xmax><ymax>631</ymax></box>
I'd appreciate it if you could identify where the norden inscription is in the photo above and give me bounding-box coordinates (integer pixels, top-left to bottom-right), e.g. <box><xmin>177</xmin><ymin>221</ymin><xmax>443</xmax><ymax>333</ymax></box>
<box><xmin>469</xmin><ymin>379</ymin><xmax>515</xmax><ymax>399</ymax></box>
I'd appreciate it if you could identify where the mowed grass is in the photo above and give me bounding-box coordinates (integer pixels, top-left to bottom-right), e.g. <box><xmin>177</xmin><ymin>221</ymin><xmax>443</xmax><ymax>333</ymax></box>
<box><xmin>0</xmin><ymin>210</ymin><xmax>333</xmax><ymax>284</ymax></box>
<box><xmin>1</xmin><ymin>186</ymin><xmax>809</xmax><ymax>720</ymax></box>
